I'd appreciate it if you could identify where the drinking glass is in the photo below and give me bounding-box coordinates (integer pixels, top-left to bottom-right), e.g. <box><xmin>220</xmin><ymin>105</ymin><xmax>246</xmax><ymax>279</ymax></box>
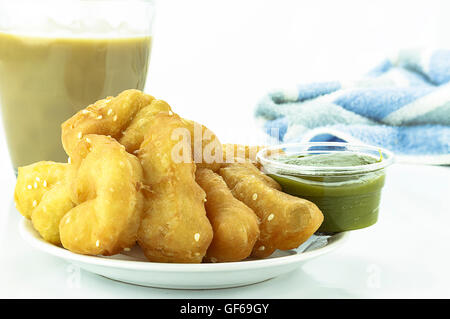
<box><xmin>0</xmin><ymin>0</ymin><xmax>155</xmax><ymax>173</ymax></box>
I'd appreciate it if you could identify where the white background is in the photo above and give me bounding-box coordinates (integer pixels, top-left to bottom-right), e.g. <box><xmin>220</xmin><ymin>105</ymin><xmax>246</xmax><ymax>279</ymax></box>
<box><xmin>147</xmin><ymin>0</ymin><xmax>449</xmax><ymax>142</ymax></box>
<box><xmin>1</xmin><ymin>0</ymin><xmax>449</xmax><ymax>298</ymax></box>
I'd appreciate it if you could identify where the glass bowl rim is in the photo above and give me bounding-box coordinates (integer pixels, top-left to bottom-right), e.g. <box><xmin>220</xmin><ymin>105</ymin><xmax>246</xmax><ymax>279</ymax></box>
<box><xmin>256</xmin><ymin>142</ymin><xmax>395</xmax><ymax>176</ymax></box>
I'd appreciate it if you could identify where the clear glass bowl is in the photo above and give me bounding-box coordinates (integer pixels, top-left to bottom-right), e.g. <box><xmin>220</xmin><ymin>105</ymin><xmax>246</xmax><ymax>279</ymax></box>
<box><xmin>257</xmin><ymin>142</ymin><xmax>394</xmax><ymax>233</ymax></box>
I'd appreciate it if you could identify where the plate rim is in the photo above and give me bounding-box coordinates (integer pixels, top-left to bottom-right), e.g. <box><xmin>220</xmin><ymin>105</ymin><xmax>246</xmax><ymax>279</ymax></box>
<box><xmin>19</xmin><ymin>217</ymin><xmax>349</xmax><ymax>272</ymax></box>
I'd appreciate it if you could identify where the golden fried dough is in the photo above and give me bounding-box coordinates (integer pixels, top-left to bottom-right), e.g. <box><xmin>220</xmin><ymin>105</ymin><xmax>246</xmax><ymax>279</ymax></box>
<box><xmin>181</xmin><ymin>118</ymin><xmax>222</xmax><ymax>172</ymax></box>
<box><xmin>15</xmin><ymin>88</ymin><xmax>323</xmax><ymax>263</ymax></box>
<box><xmin>59</xmin><ymin>134</ymin><xmax>144</xmax><ymax>256</ymax></box>
<box><xmin>119</xmin><ymin>103</ymin><xmax>223</xmax><ymax>171</ymax></box>
<box><xmin>15</xmin><ymin>161</ymin><xmax>74</xmax><ymax>244</ymax></box>
<box><xmin>119</xmin><ymin>99</ymin><xmax>173</xmax><ymax>153</ymax></box>
<box><xmin>61</xmin><ymin>89</ymin><xmax>153</xmax><ymax>159</ymax></box>
<box><xmin>222</xmin><ymin>144</ymin><xmax>285</xmax><ymax>170</ymax></box>
<box><xmin>219</xmin><ymin>162</ymin><xmax>324</xmax><ymax>258</ymax></box>
<box><xmin>195</xmin><ymin>168</ymin><xmax>260</xmax><ymax>263</ymax></box>
<box><xmin>222</xmin><ymin>144</ymin><xmax>266</xmax><ymax>164</ymax></box>
<box><xmin>220</xmin><ymin>161</ymin><xmax>282</xmax><ymax>190</ymax></box>
<box><xmin>137</xmin><ymin>113</ymin><xmax>213</xmax><ymax>263</ymax></box>
<box><xmin>65</xmin><ymin>89</ymin><xmax>224</xmax><ymax>172</ymax></box>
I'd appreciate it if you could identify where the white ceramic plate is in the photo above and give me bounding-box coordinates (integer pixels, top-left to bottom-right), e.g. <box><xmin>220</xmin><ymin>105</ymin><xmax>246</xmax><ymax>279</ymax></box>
<box><xmin>19</xmin><ymin>218</ymin><xmax>348</xmax><ymax>289</ymax></box>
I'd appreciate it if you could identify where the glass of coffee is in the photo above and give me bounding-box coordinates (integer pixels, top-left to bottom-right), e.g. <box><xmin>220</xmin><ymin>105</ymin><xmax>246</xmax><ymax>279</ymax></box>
<box><xmin>0</xmin><ymin>0</ymin><xmax>155</xmax><ymax>173</ymax></box>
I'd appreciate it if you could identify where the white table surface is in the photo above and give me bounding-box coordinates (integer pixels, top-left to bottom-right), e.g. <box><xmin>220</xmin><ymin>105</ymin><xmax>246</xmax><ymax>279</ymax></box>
<box><xmin>1</xmin><ymin>0</ymin><xmax>450</xmax><ymax>299</ymax></box>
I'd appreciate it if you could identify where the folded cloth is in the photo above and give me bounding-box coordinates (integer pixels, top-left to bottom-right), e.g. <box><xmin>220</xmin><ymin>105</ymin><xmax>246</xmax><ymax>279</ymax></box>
<box><xmin>255</xmin><ymin>49</ymin><xmax>450</xmax><ymax>164</ymax></box>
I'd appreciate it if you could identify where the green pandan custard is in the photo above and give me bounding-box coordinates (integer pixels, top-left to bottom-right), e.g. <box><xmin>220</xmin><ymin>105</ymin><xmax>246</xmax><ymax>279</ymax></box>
<box><xmin>268</xmin><ymin>152</ymin><xmax>385</xmax><ymax>233</ymax></box>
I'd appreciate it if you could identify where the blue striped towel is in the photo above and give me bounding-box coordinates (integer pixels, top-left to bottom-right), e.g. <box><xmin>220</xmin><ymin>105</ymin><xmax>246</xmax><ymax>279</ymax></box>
<box><xmin>255</xmin><ymin>49</ymin><xmax>450</xmax><ymax>164</ymax></box>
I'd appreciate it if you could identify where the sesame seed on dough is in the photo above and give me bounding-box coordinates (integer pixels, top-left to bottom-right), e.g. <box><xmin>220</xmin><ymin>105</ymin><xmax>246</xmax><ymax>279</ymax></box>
<box><xmin>258</xmin><ymin>246</ymin><xmax>265</xmax><ymax>251</ymax></box>
<box><xmin>27</xmin><ymin>185</ymin><xmax>32</xmax><ymax>190</ymax></box>
<box><xmin>194</xmin><ymin>233</ymin><xmax>200</xmax><ymax>242</ymax></box>
<box><xmin>97</xmin><ymin>115</ymin><xmax>103</xmax><ymax>120</ymax></box>
<box><xmin>43</xmin><ymin>180</ymin><xmax>47</xmax><ymax>187</ymax></box>
<box><xmin>95</xmin><ymin>240</ymin><xmax>100</xmax><ymax>247</ymax></box>
<box><xmin>210</xmin><ymin>257</ymin><xmax>218</xmax><ymax>263</ymax></box>
<box><xmin>32</xmin><ymin>200</ymin><xmax>37</xmax><ymax>207</ymax></box>
<box><xmin>35</xmin><ymin>177</ymin><xmax>40</xmax><ymax>182</ymax></box>
<box><xmin>68</xmin><ymin>157</ymin><xmax>71</xmax><ymax>164</ymax></box>
<box><xmin>267</xmin><ymin>214</ymin><xmax>274</xmax><ymax>221</ymax></box>
<box><xmin>252</xmin><ymin>193</ymin><xmax>258</xmax><ymax>200</ymax></box>
<box><xmin>123</xmin><ymin>247</ymin><xmax>131</xmax><ymax>252</ymax></box>
<box><xmin>85</xmin><ymin>137</ymin><xmax>92</xmax><ymax>144</ymax></box>
<box><xmin>113</xmin><ymin>115</ymin><xmax>118</xmax><ymax>121</ymax></box>
<box><xmin>81</xmin><ymin>110</ymin><xmax>89</xmax><ymax>114</ymax></box>
<box><xmin>77</xmin><ymin>132</ymin><xmax>82</xmax><ymax>139</ymax></box>
<box><xmin>107</xmin><ymin>109</ymin><xmax>113</xmax><ymax>116</ymax></box>
<box><xmin>33</xmin><ymin>182</ymin><xmax>38</xmax><ymax>189</ymax></box>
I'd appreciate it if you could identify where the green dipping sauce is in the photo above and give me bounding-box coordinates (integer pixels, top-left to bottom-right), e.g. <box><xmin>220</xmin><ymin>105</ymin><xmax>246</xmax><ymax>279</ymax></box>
<box><xmin>268</xmin><ymin>152</ymin><xmax>386</xmax><ymax>233</ymax></box>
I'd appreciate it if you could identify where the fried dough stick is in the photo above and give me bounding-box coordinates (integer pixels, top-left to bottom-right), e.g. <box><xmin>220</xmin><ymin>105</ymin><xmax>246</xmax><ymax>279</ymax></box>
<box><xmin>181</xmin><ymin>118</ymin><xmax>222</xmax><ymax>172</ymax></box>
<box><xmin>222</xmin><ymin>144</ymin><xmax>266</xmax><ymax>164</ymax></box>
<box><xmin>62</xmin><ymin>89</ymin><xmax>223</xmax><ymax>170</ymax></box>
<box><xmin>118</xmin><ymin>102</ymin><xmax>222</xmax><ymax>171</ymax></box>
<box><xmin>222</xmin><ymin>144</ymin><xmax>285</xmax><ymax>169</ymax></box>
<box><xmin>137</xmin><ymin>113</ymin><xmax>213</xmax><ymax>263</ymax></box>
<box><xmin>15</xmin><ymin>162</ymin><xmax>74</xmax><ymax>244</ymax></box>
<box><xmin>61</xmin><ymin>89</ymin><xmax>154</xmax><ymax>159</ymax></box>
<box><xmin>119</xmin><ymin>99</ymin><xmax>172</xmax><ymax>153</ymax></box>
<box><xmin>195</xmin><ymin>168</ymin><xmax>260</xmax><ymax>263</ymax></box>
<box><xmin>221</xmin><ymin>160</ymin><xmax>282</xmax><ymax>191</ymax></box>
<box><xmin>219</xmin><ymin>162</ymin><xmax>324</xmax><ymax>258</ymax></box>
<box><xmin>59</xmin><ymin>135</ymin><xmax>144</xmax><ymax>256</ymax></box>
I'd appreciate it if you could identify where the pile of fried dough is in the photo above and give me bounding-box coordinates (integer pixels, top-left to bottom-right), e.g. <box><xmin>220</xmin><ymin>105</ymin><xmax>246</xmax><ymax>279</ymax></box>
<box><xmin>14</xmin><ymin>90</ymin><xmax>323</xmax><ymax>263</ymax></box>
